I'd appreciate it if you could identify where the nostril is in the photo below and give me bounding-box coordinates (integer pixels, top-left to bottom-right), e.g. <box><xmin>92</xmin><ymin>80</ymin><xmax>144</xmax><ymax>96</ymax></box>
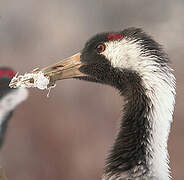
<box><xmin>52</xmin><ymin>65</ymin><xmax>64</xmax><ymax>70</ymax></box>
<box><xmin>56</xmin><ymin>65</ymin><xmax>64</xmax><ymax>68</ymax></box>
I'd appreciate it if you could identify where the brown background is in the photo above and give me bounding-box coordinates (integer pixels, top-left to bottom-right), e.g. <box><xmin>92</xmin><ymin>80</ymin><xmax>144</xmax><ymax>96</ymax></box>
<box><xmin>0</xmin><ymin>0</ymin><xmax>183</xmax><ymax>179</ymax></box>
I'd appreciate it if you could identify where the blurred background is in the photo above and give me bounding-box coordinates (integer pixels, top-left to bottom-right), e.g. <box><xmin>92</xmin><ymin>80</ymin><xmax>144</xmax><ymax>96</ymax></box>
<box><xmin>0</xmin><ymin>0</ymin><xmax>183</xmax><ymax>179</ymax></box>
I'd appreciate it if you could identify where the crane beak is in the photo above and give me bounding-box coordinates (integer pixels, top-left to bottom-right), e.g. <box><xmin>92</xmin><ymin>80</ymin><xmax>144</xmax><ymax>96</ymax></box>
<box><xmin>39</xmin><ymin>52</ymin><xmax>87</xmax><ymax>86</ymax></box>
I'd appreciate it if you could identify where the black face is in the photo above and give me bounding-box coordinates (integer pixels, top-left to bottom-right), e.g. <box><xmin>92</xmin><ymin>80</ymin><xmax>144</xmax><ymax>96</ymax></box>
<box><xmin>80</xmin><ymin>33</ymin><xmax>109</xmax><ymax>64</ymax></box>
<box><xmin>79</xmin><ymin>32</ymin><xmax>120</xmax><ymax>88</ymax></box>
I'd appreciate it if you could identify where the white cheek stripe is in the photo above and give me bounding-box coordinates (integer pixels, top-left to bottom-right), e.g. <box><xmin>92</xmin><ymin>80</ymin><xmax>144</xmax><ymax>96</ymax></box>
<box><xmin>102</xmin><ymin>39</ymin><xmax>142</xmax><ymax>70</ymax></box>
<box><xmin>0</xmin><ymin>88</ymin><xmax>28</xmax><ymax>128</ymax></box>
<box><xmin>102</xmin><ymin>39</ymin><xmax>176</xmax><ymax>179</ymax></box>
<box><xmin>102</xmin><ymin>39</ymin><xmax>160</xmax><ymax>74</ymax></box>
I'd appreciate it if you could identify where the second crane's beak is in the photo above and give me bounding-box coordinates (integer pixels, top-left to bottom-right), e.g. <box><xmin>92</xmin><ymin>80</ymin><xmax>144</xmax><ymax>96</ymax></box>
<box><xmin>40</xmin><ymin>52</ymin><xmax>87</xmax><ymax>85</ymax></box>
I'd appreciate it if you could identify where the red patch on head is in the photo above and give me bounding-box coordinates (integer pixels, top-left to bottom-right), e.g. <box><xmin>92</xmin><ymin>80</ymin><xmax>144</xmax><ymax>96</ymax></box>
<box><xmin>108</xmin><ymin>33</ymin><xmax>123</xmax><ymax>41</ymax></box>
<box><xmin>0</xmin><ymin>70</ymin><xmax>16</xmax><ymax>78</ymax></box>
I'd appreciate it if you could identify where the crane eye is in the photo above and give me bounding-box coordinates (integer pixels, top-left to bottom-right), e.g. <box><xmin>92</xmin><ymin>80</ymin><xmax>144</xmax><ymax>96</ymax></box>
<box><xmin>96</xmin><ymin>43</ymin><xmax>106</xmax><ymax>53</ymax></box>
